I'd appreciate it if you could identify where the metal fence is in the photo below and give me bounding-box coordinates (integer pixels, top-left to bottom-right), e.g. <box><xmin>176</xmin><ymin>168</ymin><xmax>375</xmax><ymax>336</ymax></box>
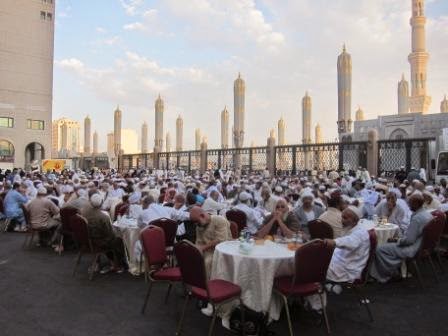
<box><xmin>205</xmin><ymin>147</ymin><xmax>267</xmax><ymax>172</ymax></box>
<box><xmin>274</xmin><ymin>142</ymin><xmax>367</xmax><ymax>174</ymax></box>
<box><xmin>378</xmin><ymin>138</ymin><xmax>435</xmax><ymax>176</ymax></box>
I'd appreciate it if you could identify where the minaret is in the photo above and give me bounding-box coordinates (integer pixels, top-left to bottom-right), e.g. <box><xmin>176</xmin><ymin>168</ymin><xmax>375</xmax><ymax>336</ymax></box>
<box><xmin>166</xmin><ymin>132</ymin><xmax>171</xmax><ymax>152</ymax></box>
<box><xmin>176</xmin><ymin>115</ymin><xmax>183</xmax><ymax>151</ymax></box>
<box><xmin>315</xmin><ymin>124</ymin><xmax>323</xmax><ymax>143</ymax></box>
<box><xmin>233</xmin><ymin>73</ymin><xmax>245</xmax><ymax>148</ymax></box>
<box><xmin>221</xmin><ymin>106</ymin><xmax>229</xmax><ymax>149</ymax></box>
<box><xmin>398</xmin><ymin>74</ymin><xmax>410</xmax><ymax>114</ymax></box>
<box><xmin>278</xmin><ymin>117</ymin><xmax>286</xmax><ymax>146</ymax></box>
<box><xmin>337</xmin><ymin>45</ymin><xmax>352</xmax><ymax>135</ymax></box>
<box><xmin>154</xmin><ymin>94</ymin><xmax>164</xmax><ymax>151</ymax></box>
<box><xmin>113</xmin><ymin>106</ymin><xmax>122</xmax><ymax>157</ymax></box>
<box><xmin>84</xmin><ymin>115</ymin><xmax>91</xmax><ymax>154</ymax></box>
<box><xmin>302</xmin><ymin>92</ymin><xmax>312</xmax><ymax>144</ymax></box>
<box><xmin>92</xmin><ymin>131</ymin><xmax>98</xmax><ymax>155</ymax></box>
<box><xmin>195</xmin><ymin>128</ymin><xmax>201</xmax><ymax>150</ymax></box>
<box><xmin>408</xmin><ymin>0</ymin><xmax>431</xmax><ymax>113</ymax></box>
<box><xmin>141</xmin><ymin>121</ymin><xmax>148</xmax><ymax>153</ymax></box>
<box><xmin>355</xmin><ymin>106</ymin><xmax>365</xmax><ymax>121</ymax></box>
<box><xmin>269</xmin><ymin>129</ymin><xmax>276</xmax><ymax>140</ymax></box>
<box><xmin>441</xmin><ymin>95</ymin><xmax>448</xmax><ymax>113</ymax></box>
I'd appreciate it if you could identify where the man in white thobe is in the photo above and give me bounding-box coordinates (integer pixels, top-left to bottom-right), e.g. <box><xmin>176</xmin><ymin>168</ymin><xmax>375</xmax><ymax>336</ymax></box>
<box><xmin>137</xmin><ymin>195</ymin><xmax>189</xmax><ymax>228</ymax></box>
<box><xmin>233</xmin><ymin>191</ymin><xmax>263</xmax><ymax>234</ymax></box>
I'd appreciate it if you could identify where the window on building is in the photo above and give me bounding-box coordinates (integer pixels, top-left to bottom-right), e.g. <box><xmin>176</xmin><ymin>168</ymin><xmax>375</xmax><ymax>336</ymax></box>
<box><xmin>27</xmin><ymin>119</ymin><xmax>45</xmax><ymax>130</ymax></box>
<box><xmin>46</xmin><ymin>12</ymin><xmax>52</xmax><ymax>21</ymax></box>
<box><xmin>0</xmin><ymin>117</ymin><xmax>14</xmax><ymax>128</ymax></box>
<box><xmin>0</xmin><ymin>140</ymin><xmax>14</xmax><ymax>157</ymax></box>
<box><xmin>40</xmin><ymin>11</ymin><xmax>46</xmax><ymax>20</ymax></box>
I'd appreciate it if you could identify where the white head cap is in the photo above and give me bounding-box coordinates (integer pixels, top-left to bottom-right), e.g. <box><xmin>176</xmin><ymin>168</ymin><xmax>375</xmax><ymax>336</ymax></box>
<box><xmin>37</xmin><ymin>187</ymin><xmax>47</xmax><ymax>196</ymax></box>
<box><xmin>90</xmin><ymin>193</ymin><xmax>103</xmax><ymax>208</ymax></box>
<box><xmin>239</xmin><ymin>191</ymin><xmax>252</xmax><ymax>202</ymax></box>
<box><xmin>346</xmin><ymin>205</ymin><xmax>363</xmax><ymax>220</ymax></box>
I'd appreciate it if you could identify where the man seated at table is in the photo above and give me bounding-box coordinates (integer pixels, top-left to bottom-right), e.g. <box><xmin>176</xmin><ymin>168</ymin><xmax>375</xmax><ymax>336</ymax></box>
<box><xmin>84</xmin><ymin>193</ymin><xmax>127</xmax><ymax>274</ymax></box>
<box><xmin>256</xmin><ymin>199</ymin><xmax>299</xmax><ymax>239</ymax></box>
<box><xmin>189</xmin><ymin>206</ymin><xmax>232</xmax><ymax>278</ymax></box>
<box><xmin>319</xmin><ymin>191</ymin><xmax>347</xmax><ymax>238</ymax></box>
<box><xmin>202</xmin><ymin>190</ymin><xmax>226</xmax><ymax>215</ymax></box>
<box><xmin>137</xmin><ymin>195</ymin><xmax>189</xmax><ymax>228</ymax></box>
<box><xmin>370</xmin><ymin>192</ymin><xmax>433</xmax><ymax>283</ymax></box>
<box><xmin>233</xmin><ymin>191</ymin><xmax>263</xmax><ymax>234</ymax></box>
<box><xmin>3</xmin><ymin>182</ymin><xmax>28</xmax><ymax>232</ymax></box>
<box><xmin>375</xmin><ymin>190</ymin><xmax>410</xmax><ymax>234</ymax></box>
<box><xmin>324</xmin><ymin>206</ymin><xmax>370</xmax><ymax>283</ymax></box>
<box><xmin>27</xmin><ymin>186</ymin><xmax>61</xmax><ymax>248</ymax></box>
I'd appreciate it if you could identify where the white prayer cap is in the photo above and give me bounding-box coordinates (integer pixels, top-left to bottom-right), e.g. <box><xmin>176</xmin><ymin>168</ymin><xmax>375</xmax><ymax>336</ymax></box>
<box><xmin>77</xmin><ymin>188</ymin><xmax>88</xmax><ymax>198</ymax></box>
<box><xmin>388</xmin><ymin>188</ymin><xmax>402</xmax><ymax>199</ymax></box>
<box><xmin>90</xmin><ymin>193</ymin><xmax>103</xmax><ymax>208</ymax></box>
<box><xmin>63</xmin><ymin>185</ymin><xmax>74</xmax><ymax>194</ymax></box>
<box><xmin>345</xmin><ymin>205</ymin><xmax>363</xmax><ymax>219</ymax></box>
<box><xmin>239</xmin><ymin>191</ymin><xmax>252</xmax><ymax>202</ymax></box>
<box><xmin>274</xmin><ymin>186</ymin><xmax>283</xmax><ymax>193</ymax></box>
<box><xmin>37</xmin><ymin>187</ymin><xmax>47</xmax><ymax>195</ymax></box>
<box><xmin>425</xmin><ymin>186</ymin><xmax>434</xmax><ymax>193</ymax></box>
<box><xmin>301</xmin><ymin>189</ymin><xmax>314</xmax><ymax>200</ymax></box>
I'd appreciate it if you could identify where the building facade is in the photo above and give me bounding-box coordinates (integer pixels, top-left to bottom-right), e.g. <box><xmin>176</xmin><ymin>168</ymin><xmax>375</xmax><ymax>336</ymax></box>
<box><xmin>52</xmin><ymin>118</ymin><xmax>80</xmax><ymax>158</ymax></box>
<box><xmin>0</xmin><ymin>0</ymin><xmax>55</xmax><ymax>168</ymax></box>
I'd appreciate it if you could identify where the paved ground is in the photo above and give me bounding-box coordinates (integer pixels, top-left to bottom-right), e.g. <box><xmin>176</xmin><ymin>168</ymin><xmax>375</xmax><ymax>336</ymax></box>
<box><xmin>1</xmin><ymin>232</ymin><xmax>448</xmax><ymax>336</ymax></box>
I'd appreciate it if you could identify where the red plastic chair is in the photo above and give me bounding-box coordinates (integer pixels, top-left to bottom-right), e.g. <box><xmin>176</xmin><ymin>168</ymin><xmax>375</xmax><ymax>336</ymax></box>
<box><xmin>140</xmin><ymin>226</ymin><xmax>182</xmax><ymax>314</ymax></box>
<box><xmin>407</xmin><ymin>213</ymin><xmax>446</xmax><ymax>287</ymax></box>
<box><xmin>226</xmin><ymin>209</ymin><xmax>247</xmax><ymax>233</ymax></box>
<box><xmin>58</xmin><ymin>207</ymin><xmax>79</xmax><ymax>254</ymax></box>
<box><xmin>174</xmin><ymin>240</ymin><xmax>245</xmax><ymax>336</ymax></box>
<box><xmin>70</xmin><ymin>214</ymin><xmax>112</xmax><ymax>281</ymax></box>
<box><xmin>308</xmin><ymin>219</ymin><xmax>334</xmax><ymax>240</ymax></box>
<box><xmin>274</xmin><ymin>239</ymin><xmax>335</xmax><ymax>335</ymax></box>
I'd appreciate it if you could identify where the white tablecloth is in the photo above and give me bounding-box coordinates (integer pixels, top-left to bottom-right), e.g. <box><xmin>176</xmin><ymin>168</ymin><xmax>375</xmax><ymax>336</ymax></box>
<box><xmin>359</xmin><ymin>219</ymin><xmax>399</xmax><ymax>245</ymax></box>
<box><xmin>113</xmin><ymin>217</ymin><xmax>142</xmax><ymax>275</ymax></box>
<box><xmin>211</xmin><ymin>240</ymin><xmax>295</xmax><ymax>320</ymax></box>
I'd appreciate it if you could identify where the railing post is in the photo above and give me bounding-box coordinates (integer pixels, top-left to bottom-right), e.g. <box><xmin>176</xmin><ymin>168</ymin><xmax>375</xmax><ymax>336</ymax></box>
<box><xmin>188</xmin><ymin>152</ymin><xmax>191</xmax><ymax>173</ymax></box>
<box><xmin>153</xmin><ymin>147</ymin><xmax>160</xmax><ymax>169</ymax></box>
<box><xmin>292</xmin><ymin>146</ymin><xmax>297</xmax><ymax>175</ymax></box>
<box><xmin>177</xmin><ymin>154</ymin><xmax>180</xmax><ymax>170</ymax></box>
<box><xmin>267</xmin><ymin>136</ymin><xmax>275</xmax><ymax>176</ymax></box>
<box><xmin>405</xmin><ymin>140</ymin><xmax>412</xmax><ymax>172</ymax></box>
<box><xmin>249</xmin><ymin>148</ymin><xmax>253</xmax><ymax>173</ymax></box>
<box><xmin>166</xmin><ymin>152</ymin><xmax>170</xmax><ymax>170</ymax></box>
<box><xmin>200</xmin><ymin>142</ymin><xmax>208</xmax><ymax>174</ymax></box>
<box><xmin>338</xmin><ymin>143</ymin><xmax>344</xmax><ymax>171</ymax></box>
<box><xmin>367</xmin><ymin>129</ymin><xmax>379</xmax><ymax>177</ymax></box>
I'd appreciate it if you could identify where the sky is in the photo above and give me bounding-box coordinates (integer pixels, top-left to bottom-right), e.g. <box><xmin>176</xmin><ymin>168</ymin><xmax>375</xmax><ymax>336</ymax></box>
<box><xmin>53</xmin><ymin>0</ymin><xmax>448</xmax><ymax>152</ymax></box>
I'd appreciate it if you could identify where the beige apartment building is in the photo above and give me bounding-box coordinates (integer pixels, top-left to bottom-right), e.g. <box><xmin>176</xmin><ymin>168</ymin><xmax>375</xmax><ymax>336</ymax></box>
<box><xmin>52</xmin><ymin>117</ymin><xmax>80</xmax><ymax>158</ymax></box>
<box><xmin>0</xmin><ymin>0</ymin><xmax>55</xmax><ymax>169</ymax></box>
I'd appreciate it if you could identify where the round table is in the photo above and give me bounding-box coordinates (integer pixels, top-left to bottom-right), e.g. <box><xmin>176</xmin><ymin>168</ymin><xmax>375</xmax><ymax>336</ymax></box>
<box><xmin>211</xmin><ymin>240</ymin><xmax>295</xmax><ymax>320</ymax></box>
<box><xmin>358</xmin><ymin>219</ymin><xmax>399</xmax><ymax>245</ymax></box>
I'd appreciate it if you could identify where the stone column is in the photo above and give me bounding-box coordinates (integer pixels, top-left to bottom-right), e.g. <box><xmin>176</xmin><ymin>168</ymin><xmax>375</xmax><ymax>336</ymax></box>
<box><xmin>367</xmin><ymin>129</ymin><xmax>379</xmax><ymax>177</ymax></box>
<box><xmin>200</xmin><ymin>141</ymin><xmax>208</xmax><ymax>174</ymax></box>
<box><xmin>153</xmin><ymin>147</ymin><xmax>160</xmax><ymax>170</ymax></box>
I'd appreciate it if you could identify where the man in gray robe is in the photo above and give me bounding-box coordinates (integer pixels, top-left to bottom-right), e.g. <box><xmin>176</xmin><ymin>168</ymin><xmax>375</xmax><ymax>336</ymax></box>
<box><xmin>370</xmin><ymin>193</ymin><xmax>433</xmax><ymax>283</ymax></box>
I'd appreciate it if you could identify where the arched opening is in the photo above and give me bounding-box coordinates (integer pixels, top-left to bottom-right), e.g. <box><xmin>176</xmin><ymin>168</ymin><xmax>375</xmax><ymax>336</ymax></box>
<box><xmin>25</xmin><ymin>142</ymin><xmax>45</xmax><ymax>168</ymax></box>
<box><xmin>0</xmin><ymin>139</ymin><xmax>15</xmax><ymax>163</ymax></box>
<box><xmin>341</xmin><ymin>135</ymin><xmax>352</xmax><ymax>143</ymax></box>
<box><xmin>389</xmin><ymin>128</ymin><xmax>409</xmax><ymax>140</ymax></box>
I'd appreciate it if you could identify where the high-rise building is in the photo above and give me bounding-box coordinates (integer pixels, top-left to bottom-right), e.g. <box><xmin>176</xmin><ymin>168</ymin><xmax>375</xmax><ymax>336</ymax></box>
<box><xmin>302</xmin><ymin>92</ymin><xmax>312</xmax><ymax>144</ymax></box>
<box><xmin>0</xmin><ymin>0</ymin><xmax>55</xmax><ymax>168</ymax></box>
<box><xmin>166</xmin><ymin>132</ymin><xmax>171</xmax><ymax>152</ymax></box>
<box><xmin>195</xmin><ymin>129</ymin><xmax>201</xmax><ymax>150</ymax></box>
<box><xmin>398</xmin><ymin>74</ymin><xmax>410</xmax><ymax>114</ymax></box>
<box><xmin>221</xmin><ymin>106</ymin><xmax>229</xmax><ymax>149</ymax></box>
<box><xmin>114</xmin><ymin>106</ymin><xmax>122</xmax><ymax>156</ymax></box>
<box><xmin>233</xmin><ymin>73</ymin><xmax>245</xmax><ymax>148</ymax></box>
<box><xmin>52</xmin><ymin>118</ymin><xmax>80</xmax><ymax>157</ymax></box>
<box><xmin>154</xmin><ymin>94</ymin><xmax>164</xmax><ymax>152</ymax></box>
<box><xmin>409</xmin><ymin>0</ymin><xmax>431</xmax><ymax>113</ymax></box>
<box><xmin>278</xmin><ymin>117</ymin><xmax>286</xmax><ymax>146</ymax></box>
<box><xmin>441</xmin><ymin>96</ymin><xmax>448</xmax><ymax>113</ymax></box>
<box><xmin>355</xmin><ymin>106</ymin><xmax>365</xmax><ymax>121</ymax></box>
<box><xmin>84</xmin><ymin>115</ymin><xmax>91</xmax><ymax>155</ymax></box>
<box><xmin>141</xmin><ymin>121</ymin><xmax>148</xmax><ymax>153</ymax></box>
<box><xmin>176</xmin><ymin>115</ymin><xmax>183</xmax><ymax>151</ymax></box>
<box><xmin>92</xmin><ymin>131</ymin><xmax>98</xmax><ymax>155</ymax></box>
<box><xmin>337</xmin><ymin>45</ymin><xmax>352</xmax><ymax>136</ymax></box>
